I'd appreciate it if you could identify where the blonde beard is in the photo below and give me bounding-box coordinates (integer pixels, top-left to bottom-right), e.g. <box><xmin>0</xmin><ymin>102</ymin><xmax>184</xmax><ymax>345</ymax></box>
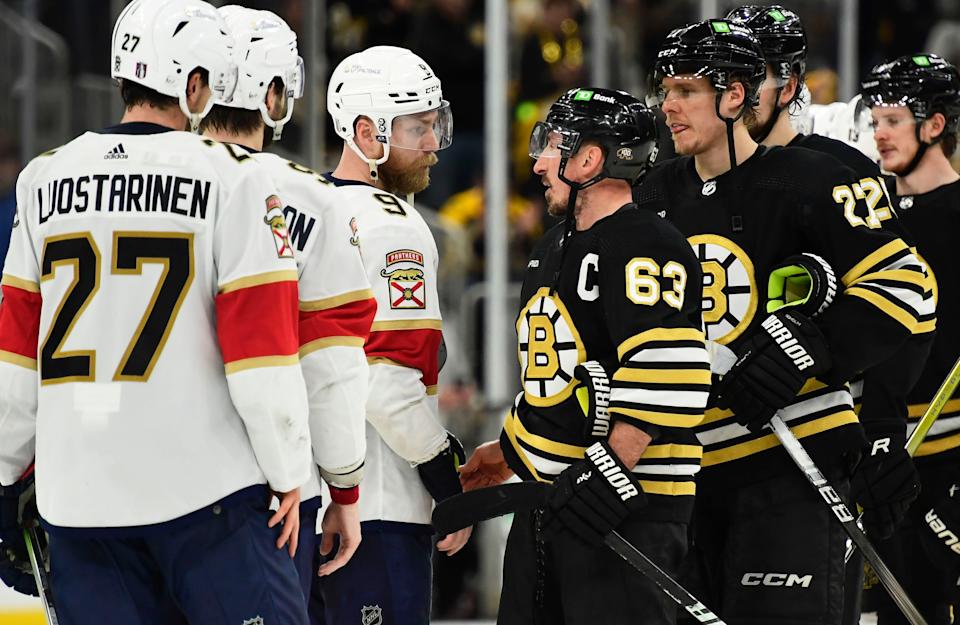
<box><xmin>379</xmin><ymin>153</ymin><xmax>439</xmax><ymax>197</ymax></box>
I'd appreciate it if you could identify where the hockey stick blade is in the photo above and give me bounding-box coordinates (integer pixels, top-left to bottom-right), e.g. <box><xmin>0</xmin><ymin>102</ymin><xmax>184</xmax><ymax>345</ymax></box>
<box><xmin>433</xmin><ymin>483</ymin><xmax>726</xmax><ymax>623</ymax></box>
<box><xmin>24</xmin><ymin>527</ymin><xmax>59</xmax><ymax>625</ymax></box>
<box><xmin>432</xmin><ymin>482</ymin><xmax>549</xmax><ymax>535</ymax></box>
<box><xmin>769</xmin><ymin>416</ymin><xmax>928</xmax><ymax>625</ymax></box>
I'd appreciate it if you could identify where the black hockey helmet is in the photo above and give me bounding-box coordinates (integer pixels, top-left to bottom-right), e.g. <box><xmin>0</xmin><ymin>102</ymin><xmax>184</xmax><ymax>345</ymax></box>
<box><xmin>861</xmin><ymin>53</ymin><xmax>960</xmax><ymax>131</ymax></box>
<box><xmin>529</xmin><ymin>87</ymin><xmax>659</xmax><ymax>188</ymax></box>
<box><xmin>861</xmin><ymin>53</ymin><xmax>960</xmax><ymax>174</ymax></box>
<box><xmin>726</xmin><ymin>5</ymin><xmax>806</xmax><ymax>87</ymax></box>
<box><xmin>653</xmin><ymin>19</ymin><xmax>766</xmax><ymax>108</ymax></box>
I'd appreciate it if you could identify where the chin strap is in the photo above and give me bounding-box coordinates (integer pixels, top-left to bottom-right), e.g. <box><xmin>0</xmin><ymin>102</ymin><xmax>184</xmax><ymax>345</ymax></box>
<box><xmin>549</xmin><ymin>160</ymin><xmax>607</xmax><ymax>296</ymax></box>
<box><xmin>895</xmin><ymin>123</ymin><xmax>934</xmax><ymax>177</ymax></box>
<box><xmin>715</xmin><ymin>92</ymin><xmax>749</xmax><ymax>172</ymax></box>
<box><xmin>753</xmin><ymin>86</ymin><xmax>785</xmax><ymax>143</ymax></box>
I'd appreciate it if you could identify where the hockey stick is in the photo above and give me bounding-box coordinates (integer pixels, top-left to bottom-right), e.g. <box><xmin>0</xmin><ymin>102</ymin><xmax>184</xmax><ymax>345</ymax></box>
<box><xmin>768</xmin><ymin>416</ymin><xmax>928</xmax><ymax>625</ymax></box>
<box><xmin>23</xmin><ymin>527</ymin><xmax>59</xmax><ymax>625</ymax></box>
<box><xmin>907</xmin><ymin>353</ymin><xmax>960</xmax><ymax>456</ymax></box>
<box><xmin>433</xmin><ymin>483</ymin><xmax>727</xmax><ymax>624</ymax></box>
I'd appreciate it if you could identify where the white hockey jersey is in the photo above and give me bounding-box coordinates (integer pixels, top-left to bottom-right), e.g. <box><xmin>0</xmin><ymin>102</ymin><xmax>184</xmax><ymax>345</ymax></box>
<box><xmin>0</xmin><ymin>123</ymin><xmax>312</xmax><ymax>529</ymax></box>
<box><xmin>320</xmin><ymin>174</ymin><xmax>447</xmax><ymax>525</ymax></box>
<box><xmin>250</xmin><ymin>153</ymin><xmax>375</xmax><ymax>506</ymax></box>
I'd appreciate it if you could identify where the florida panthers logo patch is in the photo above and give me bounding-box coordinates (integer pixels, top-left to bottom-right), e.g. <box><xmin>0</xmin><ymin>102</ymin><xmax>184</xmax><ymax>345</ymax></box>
<box><xmin>380</xmin><ymin>249</ymin><xmax>425</xmax><ymax>309</ymax></box>
<box><xmin>516</xmin><ymin>287</ymin><xmax>586</xmax><ymax>407</ymax></box>
<box><xmin>264</xmin><ymin>194</ymin><xmax>294</xmax><ymax>258</ymax></box>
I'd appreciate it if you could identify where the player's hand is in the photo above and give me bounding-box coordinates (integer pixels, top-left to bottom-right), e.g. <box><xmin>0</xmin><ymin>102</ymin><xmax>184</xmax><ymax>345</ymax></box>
<box><xmin>460</xmin><ymin>440</ymin><xmax>514</xmax><ymax>491</ymax></box>
<box><xmin>851</xmin><ymin>428</ymin><xmax>920</xmax><ymax>539</ymax></box>
<box><xmin>714</xmin><ymin>309</ymin><xmax>831</xmax><ymax>432</ymax></box>
<box><xmin>436</xmin><ymin>526</ymin><xmax>473</xmax><ymax>556</ymax></box>
<box><xmin>0</xmin><ymin>472</ymin><xmax>39</xmax><ymax>596</ymax></box>
<box><xmin>318</xmin><ymin>502</ymin><xmax>361</xmax><ymax>577</ymax></box>
<box><xmin>269</xmin><ymin>487</ymin><xmax>300</xmax><ymax>557</ymax></box>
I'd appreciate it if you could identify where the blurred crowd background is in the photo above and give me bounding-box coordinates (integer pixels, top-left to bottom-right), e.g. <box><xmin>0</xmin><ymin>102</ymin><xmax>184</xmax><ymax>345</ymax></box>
<box><xmin>1</xmin><ymin>0</ymin><xmax>959</xmax><ymax>619</ymax></box>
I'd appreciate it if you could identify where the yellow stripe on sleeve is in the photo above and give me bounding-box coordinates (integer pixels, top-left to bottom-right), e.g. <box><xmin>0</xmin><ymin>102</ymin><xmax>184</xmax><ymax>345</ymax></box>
<box><xmin>224</xmin><ymin>353</ymin><xmax>300</xmax><ymax>374</ymax></box>
<box><xmin>299</xmin><ymin>336</ymin><xmax>365</xmax><ymax>357</ymax></box>
<box><xmin>613</xmin><ymin>367</ymin><xmax>711</xmax><ymax>386</ymax></box>
<box><xmin>610</xmin><ymin>406</ymin><xmax>704</xmax><ymax>429</ymax></box>
<box><xmin>639</xmin><ymin>480</ymin><xmax>696</xmax><ymax>496</ymax></box>
<box><xmin>617</xmin><ymin>327</ymin><xmax>705</xmax><ymax>360</ymax></box>
<box><xmin>641</xmin><ymin>443</ymin><xmax>703</xmax><ymax>460</ymax></box>
<box><xmin>219</xmin><ymin>270</ymin><xmax>299</xmax><ymax>294</ymax></box>
<box><xmin>841</xmin><ymin>239</ymin><xmax>909</xmax><ymax>286</ymax></box>
<box><xmin>300</xmin><ymin>288</ymin><xmax>375</xmax><ymax>312</ymax></box>
<box><xmin>1</xmin><ymin>274</ymin><xmax>40</xmax><ymax>293</ymax></box>
<box><xmin>0</xmin><ymin>350</ymin><xmax>38</xmax><ymax>370</ymax></box>
<box><xmin>844</xmin><ymin>287</ymin><xmax>919</xmax><ymax>332</ymax></box>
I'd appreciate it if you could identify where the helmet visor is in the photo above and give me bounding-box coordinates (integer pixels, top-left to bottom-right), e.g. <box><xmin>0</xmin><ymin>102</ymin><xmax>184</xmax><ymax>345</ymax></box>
<box><xmin>529</xmin><ymin>121</ymin><xmax>581</xmax><ymax>159</ymax></box>
<box><xmin>389</xmin><ymin>100</ymin><xmax>453</xmax><ymax>151</ymax></box>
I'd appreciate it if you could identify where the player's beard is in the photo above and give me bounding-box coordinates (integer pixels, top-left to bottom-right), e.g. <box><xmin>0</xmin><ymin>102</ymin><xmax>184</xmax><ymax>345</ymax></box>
<box><xmin>546</xmin><ymin>185</ymin><xmax>578</xmax><ymax>218</ymax></box>
<box><xmin>379</xmin><ymin>153</ymin><xmax>439</xmax><ymax>196</ymax></box>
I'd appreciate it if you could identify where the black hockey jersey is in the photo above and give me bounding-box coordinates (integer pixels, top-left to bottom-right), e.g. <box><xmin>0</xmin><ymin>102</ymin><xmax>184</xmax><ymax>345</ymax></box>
<box><xmin>636</xmin><ymin>146</ymin><xmax>935</xmax><ymax>487</ymax></box>
<box><xmin>501</xmin><ymin>204</ymin><xmax>709</xmax><ymax>522</ymax></box>
<box><xmin>887</xmin><ymin>178</ymin><xmax>960</xmax><ymax>461</ymax></box>
<box><xmin>789</xmin><ymin>133</ymin><xmax>883</xmax><ymax>183</ymax></box>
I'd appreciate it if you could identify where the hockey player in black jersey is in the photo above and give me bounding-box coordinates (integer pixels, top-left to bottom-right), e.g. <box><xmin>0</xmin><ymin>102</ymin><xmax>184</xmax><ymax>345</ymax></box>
<box><xmin>860</xmin><ymin>53</ymin><xmax>960</xmax><ymax>625</ymax></box>
<box><xmin>724</xmin><ymin>7</ymin><xmax>932</xmax><ymax>622</ymax></box>
<box><xmin>459</xmin><ymin>88</ymin><xmax>709</xmax><ymax>625</ymax></box>
<box><xmin>639</xmin><ymin>20</ymin><xmax>934</xmax><ymax>625</ymax></box>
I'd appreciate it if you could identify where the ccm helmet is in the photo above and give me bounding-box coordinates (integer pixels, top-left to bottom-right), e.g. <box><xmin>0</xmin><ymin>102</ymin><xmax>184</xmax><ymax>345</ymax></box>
<box><xmin>530</xmin><ymin>87</ymin><xmax>659</xmax><ymax>188</ymax></box>
<box><xmin>862</xmin><ymin>53</ymin><xmax>960</xmax><ymax>173</ymax></box>
<box><xmin>218</xmin><ymin>6</ymin><xmax>303</xmax><ymax>140</ymax></box>
<box><xmin>327</xmin><ymin>46</ymin><xmax>452</xmax><ymax>178</ymax></box>
<box><xmin>112</xmin><ymin>0</ymin><xmax>237</xmax><ymax>132</ymax></box>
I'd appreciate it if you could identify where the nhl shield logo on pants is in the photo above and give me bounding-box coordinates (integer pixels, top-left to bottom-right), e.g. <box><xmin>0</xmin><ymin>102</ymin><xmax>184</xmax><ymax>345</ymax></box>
<box><xmin>361</xmin><ymin>605</ymin><xmax>383</xmax><ymax>625</ymax></box>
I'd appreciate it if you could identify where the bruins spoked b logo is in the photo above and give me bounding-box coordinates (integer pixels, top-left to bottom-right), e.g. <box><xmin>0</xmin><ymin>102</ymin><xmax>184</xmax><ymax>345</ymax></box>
<box><xmin>688</xmin><ymin>234</ymin><xmax>757</xmax><ymax>345</ymax></box>
<box><xmin>516</xmin><ymin>287</ymin><xmax>586</xmax><ymax>407</ymax></box>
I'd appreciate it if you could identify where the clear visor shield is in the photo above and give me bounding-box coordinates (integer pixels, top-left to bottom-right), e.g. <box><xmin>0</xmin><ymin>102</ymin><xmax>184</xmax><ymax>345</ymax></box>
<box><xmin>528</xmin><ymin>122</ymin><xmax>580</xmax><ymax>159</ymax></box>
<box><xmin>211</xmin><ymin>62</ymin><xmax>239</xmax><ymax>105</ymax></box>
<box><xmin>388</xmin><ymin>101</ymin><xmax>453</xmax><ymax>151</ymax></box>
<box><xmin>286</xmin><ymin>56</ymin><xmax>305</xmax><ymax>100</ymax></box>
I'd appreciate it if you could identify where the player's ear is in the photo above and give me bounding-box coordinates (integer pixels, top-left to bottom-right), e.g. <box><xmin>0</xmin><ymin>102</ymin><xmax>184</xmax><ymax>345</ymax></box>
<box><xmin>723</xmin><ymin>82</ymin><xmax>746</xmax><ymax>116</ymax></box>
<box><xmin>782</xmin><ymin>75</ymin><xmax>800</xmax><ymax>107</ymax></box>
<box><xmin>185</xmin><ymin>70</ymin><xmax>208</xmax><ymax>113</ymax></box>
<box><xmin>584</xmin><ymin>144</ymin><xmax>605</xmax><ymax>177</ymax></box>
<box><xmin>353</xmin><ymin>116</ymin><xmax>385</xmax><ymax>160</ymax></box>
<box><xmin>923</xmin><ymin>112</ymin><xmax>947</xmax><ymax>142</ymax></box>
<box><xmin>265</xmin><ymin>79</ymin><xmax>284</xmax><ymax>120</ymax></box>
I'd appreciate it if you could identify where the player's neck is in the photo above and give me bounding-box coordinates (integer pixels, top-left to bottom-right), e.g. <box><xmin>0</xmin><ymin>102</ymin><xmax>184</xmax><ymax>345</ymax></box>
<box><xmin>120</xmin><ymin>105</ymin><xmax>187</xmax><ymax>131</ymax></box>
<box><xmin>760</xmin><ymin>112</ymin><xmax>798</xmax><ymax>148</ymax></box>
<box><xmin>694</xmin><ymin>123</ymin><xmax>757</xmax><ymax>181</ymax></box>
<box><xmin>202</xmin><ymin>127</ymin><xmax>264</xmax><ymax>152</ymax></box>
<box><xmin>896</xmin><ymin>149</ymin><xmax>960</xmax><ymax>196</ymax></box>
<box><xmin>575</xmin><ymin>182</ymin><xmax>632</xmax><ymax>231</ymax></box>
<box><xmin>333</xmin><ymin>144</ymin><xmax>384</xmax><ymax>190</ymax></box>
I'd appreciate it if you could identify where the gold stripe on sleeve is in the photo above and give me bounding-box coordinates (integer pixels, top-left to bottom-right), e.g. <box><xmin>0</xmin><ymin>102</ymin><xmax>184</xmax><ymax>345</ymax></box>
<box><xmin>224</xmin><ymin>353</ymin><xmax>300</xmax><ymax>374</ymax></box>
<box><xmin>1</xmin><ymin>275</ymin><xmax>40</xmax><ymax>293</ymax></box>
<box><xmin>0</xmin><ymin>350</ymin><xmax>37</xmax><ymax>370</ymax></box>
<box><xmin>841</xmin><ymin>239</ymin><xmax>909</xmax><ymax>285</ymax></box>
<box><xmin>617</xmin><ymin>327</ymin><xmax>705</xmax><ymax>360</ymax></box>
<box><xmin>219</xmin><ymin>270</ymin><xmax>299</xmax><ymax>294</ymax></box>
<box><xmin>300</xmin><ymin>289</ymin><xmax>375</xmax><ymax>312</ymax></box>
<box><xmin>299</xmin><ymin>336</ymin><xmax>365</xmax><ymax>357</ymax></box>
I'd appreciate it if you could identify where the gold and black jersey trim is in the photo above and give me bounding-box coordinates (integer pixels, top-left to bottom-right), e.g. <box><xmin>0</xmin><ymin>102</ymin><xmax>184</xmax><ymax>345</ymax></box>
<box><xmin>843</xmin><ymin>240</ymin><xmax>935</xmax><ymax>333</ymax></box>
<box><xmin>501</xmin><ymin>407</ymin><xmax>702</xmax><ymax>495</ymax></box>
<box><xmin>611</xmin><ymin>327</ymin><xmax>710</xmax><ymax>429</ymax></box>
<box><xmin>908</xmin><ymin>399</ymin><xmax>960</xmax><ymax>457</ymax></box>
<box><xmin>697</xmin><ymin>384</ymin><xmax>858</xmax><ymax>468</ymax></box>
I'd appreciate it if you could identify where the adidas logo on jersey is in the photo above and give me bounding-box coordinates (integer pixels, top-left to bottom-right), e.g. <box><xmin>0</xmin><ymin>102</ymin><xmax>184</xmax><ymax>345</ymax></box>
<box><xmin>761</xmin><ymin>314</ymin><xmax>815</xmax><ymax>371</ymax></box>
<box><xmin>585</xmin><ymin>443</ymin><xmax>639</xmax><ymax>501</ymax></box>
<box><xmin>104</xmin><ymin>144</ymin><xmax>128</xmax><ymax>159</ymax></box>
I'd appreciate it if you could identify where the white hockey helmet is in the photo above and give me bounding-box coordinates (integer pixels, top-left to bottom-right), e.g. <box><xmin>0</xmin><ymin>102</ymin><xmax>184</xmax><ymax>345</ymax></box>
<box><xmin>327</xmin><ymin>46</ymin><xmax>452</xmax><ymax>172</ymax></box>
<box><xmin>218</xmin><ymin>6</ymin><xmax>303</xmax><ymax>140</ymax></box>
<box><xmin>111</xmin><ymin>0</ymin><xmax>238</xmax><ymax>132</ymax></box>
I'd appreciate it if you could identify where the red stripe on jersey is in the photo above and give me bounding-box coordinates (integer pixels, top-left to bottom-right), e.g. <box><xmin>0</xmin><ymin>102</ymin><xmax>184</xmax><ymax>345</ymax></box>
<box><xmin>0</xmin><ymin>285</ymin><xmax>42</xmax><ymax>359</ymax></box>
<box><xmin>300</xmin><ymin>297</ymin><xmax>377</xmax><ymax>346</ymax></box>
<box><xmin>216</xmin><ymin>280</ymin><xmax>299</xmax><ymax>364</ymax></box>
<box><xmin>366</xmin><ymin>328</ymin><xmax>441</xmax><ymax>386</ymax></box>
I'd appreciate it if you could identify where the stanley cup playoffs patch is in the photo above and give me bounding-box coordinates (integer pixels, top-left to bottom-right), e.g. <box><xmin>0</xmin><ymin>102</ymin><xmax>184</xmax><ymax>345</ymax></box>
<box><xmin>264</xmin><ymin>194</ymin><xmax>294</xmax><ymax>259</ymax></box>
<box><xmin>380</xmin><ymin>249</ymin><xmax>426</xmax><ymax>309</ymax></box>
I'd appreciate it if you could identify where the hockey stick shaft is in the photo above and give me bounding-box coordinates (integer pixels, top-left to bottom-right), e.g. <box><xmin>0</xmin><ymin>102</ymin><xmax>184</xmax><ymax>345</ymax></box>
<box><xmin>24</xmin><ymin>527</ymin><xmax>59</xmax><ymax>625</ymax></box>
<box><xmin>907</xmin><ymin>353</ymin><xmax>960</xmax><ymax>456</ymax></box>
<box><xmin>769</xmin><ymin>416</ymin><xmax>928</xmax><ymax>625</ymax></box>
<box><xmin>433</xmin><ymin>484</ymin><xmax>726</xmax><ymax>624</ymax></box>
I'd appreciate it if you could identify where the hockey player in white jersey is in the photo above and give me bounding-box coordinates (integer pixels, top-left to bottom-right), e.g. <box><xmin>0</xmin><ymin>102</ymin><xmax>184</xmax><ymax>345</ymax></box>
<box><xmin>0</xmin><ymin>1</ymin><xmax>312</xmax><ymax>623</ymax></box>
<box><xmin>200</xmin><ymin>5</ymin><xmax>376</xmax><ymax>598</ymax></box>
<box><xmin>310</xmin><ymin>46</ymin><xmax>470</xmax><ymax>625</ymax></box>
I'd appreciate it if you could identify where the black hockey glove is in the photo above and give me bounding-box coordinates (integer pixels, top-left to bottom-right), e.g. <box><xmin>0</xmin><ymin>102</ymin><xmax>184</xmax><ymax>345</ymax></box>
<box><xmin>417</xmin><ymin>432</ymin><xmax>466</xmax><ymax>504</ymax></box>
<box><xmin>919</xmin><ymin>482</ymin><xmax>960</xmax><ymax>572</ymax></box>
<box><xmin>541</xmin><ymin>441</ymin><xmax>646</xmax><ymax>546</ymax></box>
<box><xmin>850</xmin><ymin>424</ymin><xmax>920</xmax><ymax>540</ymax></box>
<box><xmin>574</xmin><ymin>360</ymin><xmax>613</xmax><ymax>441</ymax></box>
<box><xmin>714</xmin><ymin>309</ymin><xmax>832</xmax><ymax>432</ymax></box>
<box><xmin>0</xmin><ymin>475</ymin><xmax>39</xmax><ymax>596</ymax></box>
<box><xmin>767</xmin><ymin>253</ymin><xmax>837</xmax><ymax>318</ymax></box>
